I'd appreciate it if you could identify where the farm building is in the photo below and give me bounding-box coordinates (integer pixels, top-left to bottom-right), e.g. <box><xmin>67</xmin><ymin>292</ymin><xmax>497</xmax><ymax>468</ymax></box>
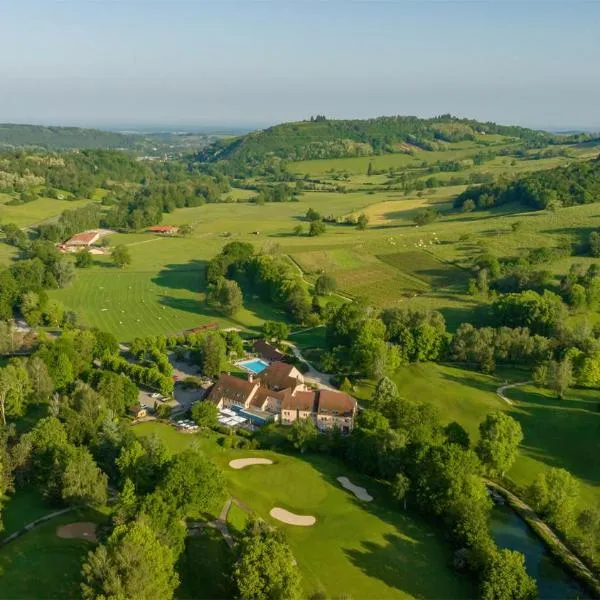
<box><xmin>64</xmin><ymin>231</ymin><xmax>101</xmax><ymax>247</ymax></box>
<box><xmin>148</xmin><ymin>225</ymin><xmax>179</xmax><ymax>235</ymax></box>
<box><xmin>57</xmin><ymin>230</ymin><xmax>103</xmax><ymax>253</ymax></box>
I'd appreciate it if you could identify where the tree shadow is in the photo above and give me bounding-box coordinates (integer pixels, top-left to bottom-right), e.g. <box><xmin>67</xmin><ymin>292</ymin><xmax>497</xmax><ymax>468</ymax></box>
<box><xmin>344</xmin><ymin>532</ymin><xmax>470</xmax><ymax>600</ymax></box>
<box><xmin>177</xmin><ymin>528</ymin><xmax>234</xmax><ymax>600</ymax></box>
<box><xmin>282</xmin><ymin>452</ymin><xmax>474</xmax><ymax>598</ymax></box>
<box><xmin>152</xmin><ymin>260</ymin><xmax>206</xmax><ymax>293</ymax></box>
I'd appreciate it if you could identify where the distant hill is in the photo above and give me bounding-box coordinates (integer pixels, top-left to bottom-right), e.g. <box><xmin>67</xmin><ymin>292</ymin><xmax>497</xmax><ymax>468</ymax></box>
<box><xmin>0</xmin><ymin>123</ymin><xmax>233</xmax><ymax>153</ymax></box>
<box><xmin>196</xmin><ymin>115</ymin><xmax>564</xmax><ymax>165</ymax></box>
<box><xmin>0</xmin><ymin>123</ymin><xmax>145</xmax><ymax>150</ymax></box>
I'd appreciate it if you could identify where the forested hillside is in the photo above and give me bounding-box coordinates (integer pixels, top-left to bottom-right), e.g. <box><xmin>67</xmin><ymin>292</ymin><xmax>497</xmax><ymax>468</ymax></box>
<box><xmin>197</xmin><ymin>115</ymin><xmax>576</xmax><ymax>166</ymax></box>
<box><xmin>454</xmin><ymin>155</ymin><xmax>600</xmax><ymax>211</ymax></box>
<box><xmin>0</xmin><ymin>124</ymin><xmax>144</xmax><ymax>150</ymax></box>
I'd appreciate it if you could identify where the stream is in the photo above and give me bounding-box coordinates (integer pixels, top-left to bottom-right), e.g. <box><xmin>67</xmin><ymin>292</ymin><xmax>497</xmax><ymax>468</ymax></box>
<box><xmin>490</xmin><ymin>504</ymin><xmax>589</xmax><ymax>599</ymax></box>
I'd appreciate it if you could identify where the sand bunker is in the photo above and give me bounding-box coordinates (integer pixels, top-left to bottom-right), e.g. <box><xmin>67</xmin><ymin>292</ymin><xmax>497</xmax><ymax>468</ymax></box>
<box><xmin>56</xmin><ymin>522</ymin><xmax>97</xmax><ymax>542</ymax></box>
<box><xmin>229</xmin><ymin>458</ymin><xmax>273</xmax><ymax>470</ymax></box>
<box><xmin>337</xmin><ymin>476</ymin><xmax>373</xmax><ymax>502</ymax></box>
<box><xmin>270</xmin><ymin>508</ymin><xmax>316</xmax><ymax>526</ymax></box>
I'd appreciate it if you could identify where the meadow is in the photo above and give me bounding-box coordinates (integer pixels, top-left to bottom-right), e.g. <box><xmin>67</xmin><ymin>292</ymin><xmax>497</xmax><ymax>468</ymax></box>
<box><xmin>0</xmin><ymin>195</ymin><xmax>94</xmax><ymax>228</ymax></box>
<box><xmin>134</xmin><ymin>422</ymin><xmax>475</xmax><ymax>600</ymax></box>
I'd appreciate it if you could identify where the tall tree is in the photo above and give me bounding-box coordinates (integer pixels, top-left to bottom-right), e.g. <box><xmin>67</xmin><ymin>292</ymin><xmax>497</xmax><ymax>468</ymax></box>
<box><xmin>476</xmin><ymin>412</ymin><xmax>523</xmax><ymax>476</ymax></box>
<box><xmin>159</xmin><ymin>449</ymin><xmax>225</xmax><ymax>516</ymax></box>
<box><xmin>480</xmin><ymin>549</ymin><xmax>537</xmax><ymax>600</ymax></box>
<box><xmin>111</xmin><ymin>244</ymin><xmax>132</xmax><ymax>269</ymax></box>
<box><xmin>233</xmin><ymin>519</ymin><xmax>302</xmax><ymax>600</ymax></box>
<box><xmin>314</xmin><ymin>273</ymin><xmax>337</xmax><ymax>296</ymax></box>
<box><xmin>81</xmin><ymin>517</ymin><xmax>179</xmax><ymax>600</ymax></box>
<box><xmin>262</xmin><ymin>321</ymin><xmax>290</xmax><ymax>343</ymax></box>
<box><xmin>288</xmin><ymin>417</ymin><xmax>317</xmax><ymax>453</ymax></box>
<box><xmin>61</xmin><ymin>446</ymin><xmax>108</xmax><ymax>506</ymax></box>
<box><xmin>199</xmin><ymin>332</ymin><xmax>227</xmax><ymax>378</ymax></box>
<box><xmin>528</xmin><ymin>467</ymin><xmax>580</xmax><ymax>532</ymax></box>
<box><xmin>191</xmin><ymin>401</ymin><xmax>218</xmax><ymax>428</ymax></box>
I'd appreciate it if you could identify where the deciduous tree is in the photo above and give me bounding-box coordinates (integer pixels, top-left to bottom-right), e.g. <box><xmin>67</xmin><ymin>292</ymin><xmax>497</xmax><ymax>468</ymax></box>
<box><xmin>81</xmin><ymin>517</ymin><xmax>179</xmax><ymax>600</ymax></box>
<box><xmin>476</xmin><ymin>412</ymin><xmax>523</xmax><ymax>476</ymax></box>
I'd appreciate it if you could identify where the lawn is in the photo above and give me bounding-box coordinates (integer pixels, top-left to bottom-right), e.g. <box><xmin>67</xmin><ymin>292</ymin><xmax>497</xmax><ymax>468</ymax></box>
<box><xmin>1</xmin><ymin>487</ymin><xmax>56</xmax><ymax>536</ymax></box>
<box><xmin>0</xmin><ymin>508</ymin><xmax>107</xmax><ymax>599</ymax></box>
<box><xmin>134</xmin><ymin>422</ymin><xmax>475</xmax><ymax>599</ymax></box>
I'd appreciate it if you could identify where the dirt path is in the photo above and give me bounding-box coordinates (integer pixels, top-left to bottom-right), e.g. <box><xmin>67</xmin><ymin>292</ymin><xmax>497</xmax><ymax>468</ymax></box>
<box><xmin>496</xmin><ymin>380</ymin><xmax>532</xmax><ymax>405</ymax></box>
<box><xmin>486</xmin><ymin>480</ymin><xmax>600</xmax><ymax>594</ymax></box>
<box><xmin>285</xmin><ymin>255</ymin><xmax>354</xmax><ymax>302</ymax></box>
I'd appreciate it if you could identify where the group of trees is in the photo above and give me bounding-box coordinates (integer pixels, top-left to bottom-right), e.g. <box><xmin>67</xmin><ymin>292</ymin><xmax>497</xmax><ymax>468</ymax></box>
<box><xmin>260</xmin><ymin>375</ymin><xmax>536</xmax><ymax>600</ymax></box>
<box><xmin>323</xmin><ymin>304</ymin><xmax>447</xmax><ymax>378</ymax></box>
<box><xmin>81</xmin><ymin>441</ymin><xmax>225</xmax><ymax>598</ymax></box>
<box><xmin>0</xmin><ymin>236</ymin><xmax>79</xmax><ymax>323</ymax></box>
<box><xmin>206</xmin><ymin>242</ymin><xmax>315</xmax><ymax>324</ymax></box>
<box><xmin>454</xmin><ymin>156</ymin><xmax>600</xmax><ymax>212</ymax></box>
<box><xmin>450</xmin><ymin>323</ymin><xmax>552</xmax><ymax>373</ymax></box>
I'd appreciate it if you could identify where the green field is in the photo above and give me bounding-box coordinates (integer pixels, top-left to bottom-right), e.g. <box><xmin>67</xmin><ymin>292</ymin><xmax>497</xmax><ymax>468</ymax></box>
<box><xmin>0</xmin><ymin>508</ymin><xmax>107</xmax><ymax>599</ymax></box>
<box><xmin>134</xmin><ymin>422</ymin><xmax>474</xmax><ymax>599</ymax></box>
<box><xmin>357</xmin><ymin>362</ymin><xmax>600</xmax><ymax>543</ymax></box>
<box><xmin>0</xmin><ymin>195</ymin><xmax>95</xmax><ymax>228</ymax></box>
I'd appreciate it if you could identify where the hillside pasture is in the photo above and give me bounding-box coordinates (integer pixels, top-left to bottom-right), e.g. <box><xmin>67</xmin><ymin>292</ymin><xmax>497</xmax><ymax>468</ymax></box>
<box><xmin>0</xmin><ymin>196</ymin><xmax>95</xmax><ymax>228</ymax></box>
<box><xmin>287</xmin><ymin>140</ymin><xmax>515</xmax><ymax>177</ymax></box>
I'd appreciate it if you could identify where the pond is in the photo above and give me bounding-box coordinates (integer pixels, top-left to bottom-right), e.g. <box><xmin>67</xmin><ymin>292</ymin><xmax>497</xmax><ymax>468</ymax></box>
<box><xmin>490</xmin><ymin>504</ymin><xmax>589</xmax><ymax>599</ymax></box>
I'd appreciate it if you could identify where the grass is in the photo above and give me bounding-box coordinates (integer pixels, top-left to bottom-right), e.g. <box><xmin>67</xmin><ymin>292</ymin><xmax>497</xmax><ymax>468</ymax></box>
<box><xmin>0</xmin><ymin>196</ymin><xmax>95</xmax><ymax>228</ymax></box>
<box><xmin>177</xmin><ymin>528</ymin><xmax>234</xmax><ymax>599</ymax></box>
<box><xmin>1</xmin><ymin>487</ymin><xmax>55</xmax><ymax>537</ymax></box>
<box><xmin>0</xmin><ymin>508</ymin><xmax>107</xmax><ymax>599</ymax></box>
<box><xmin>227</xmin><ymin>502</ymin><xmax>249</xmax><ymax>535</ymax></box>
<box><xmin>49</xmin><ymin>267</ymin><xmax>283</xmax><ymax>341</ymax></box>
<box><xmin>134</xmin><ymin>422</ymin><xmax>475</xmax><ymax>599</ymax></box>
<box><xmin>356</xmin><ymin>362</ymin><xmax>600</xmax><ymax>556</ymax></box>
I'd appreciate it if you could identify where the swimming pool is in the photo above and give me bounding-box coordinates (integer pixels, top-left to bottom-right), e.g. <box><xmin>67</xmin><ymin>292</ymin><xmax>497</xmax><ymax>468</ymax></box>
<box><xmin>238</xmin><ymin>358</ymin><xmax>269</xmax><ymax>374</ymax></box>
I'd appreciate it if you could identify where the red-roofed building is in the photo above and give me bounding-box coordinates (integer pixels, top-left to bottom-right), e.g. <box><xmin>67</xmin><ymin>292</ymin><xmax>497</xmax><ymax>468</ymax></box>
<box><xmin>64</xmin><ymin>231</ymin><xmax>101</xmax><ymax>247</ymax></box>
<box><xmin>148</xmin><ymin>225</ymin><xmax>179</xmax><ymax>235</ymax></box>
<box><xmin>206</xmin><ymin>361</ymin><xmax>357</xmax><ymax>432</ymax></box>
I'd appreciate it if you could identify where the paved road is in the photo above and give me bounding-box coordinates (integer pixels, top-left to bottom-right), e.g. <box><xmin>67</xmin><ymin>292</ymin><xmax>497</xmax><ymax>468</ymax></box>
<box><xmin>496</xmin><ymin>380</ymin><xmax>532</xmax><ymax>405</ymax></box>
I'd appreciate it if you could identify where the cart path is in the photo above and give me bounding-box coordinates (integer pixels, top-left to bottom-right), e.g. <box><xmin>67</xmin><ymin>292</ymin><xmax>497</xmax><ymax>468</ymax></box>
<box><xmin>496</xmin><ymin>380</ymin><xmax>532</xmax><ymax>405</ymax></box>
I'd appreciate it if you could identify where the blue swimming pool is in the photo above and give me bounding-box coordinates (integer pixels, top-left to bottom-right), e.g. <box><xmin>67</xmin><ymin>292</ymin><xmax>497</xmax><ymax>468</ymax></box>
<box><xmin>238</xmin><ymin>358</ymin><xmax>269</xmax><ymax>374</ymax></box>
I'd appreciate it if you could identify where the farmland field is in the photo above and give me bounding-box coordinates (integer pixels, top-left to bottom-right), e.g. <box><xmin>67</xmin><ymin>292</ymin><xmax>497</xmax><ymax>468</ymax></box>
<box><xmin>134</xmin><ymin>422</ymin><xmax>475</xmax><ymax>600</ymax></box>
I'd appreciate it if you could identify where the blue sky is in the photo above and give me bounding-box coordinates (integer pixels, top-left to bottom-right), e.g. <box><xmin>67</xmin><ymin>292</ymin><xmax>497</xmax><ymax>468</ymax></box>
<box><xmin>0</xmin><ymin>0</ymin><xmax>598</xmax><ymax>129</ymax></box>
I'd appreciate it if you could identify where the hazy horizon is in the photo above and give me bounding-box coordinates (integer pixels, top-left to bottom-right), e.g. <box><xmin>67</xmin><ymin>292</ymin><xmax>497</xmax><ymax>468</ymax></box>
<box><xmin>1</xmin><ymin>1</ymin><xmax>599</xmax><ymax>130</ymax></box>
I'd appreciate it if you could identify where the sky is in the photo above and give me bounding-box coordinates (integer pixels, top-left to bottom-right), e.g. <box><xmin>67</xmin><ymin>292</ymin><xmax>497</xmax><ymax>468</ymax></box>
<box><xmin>0</xmin><ymin>0</ymin><xmax>599</xmax><ymax>130</ymax></box>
